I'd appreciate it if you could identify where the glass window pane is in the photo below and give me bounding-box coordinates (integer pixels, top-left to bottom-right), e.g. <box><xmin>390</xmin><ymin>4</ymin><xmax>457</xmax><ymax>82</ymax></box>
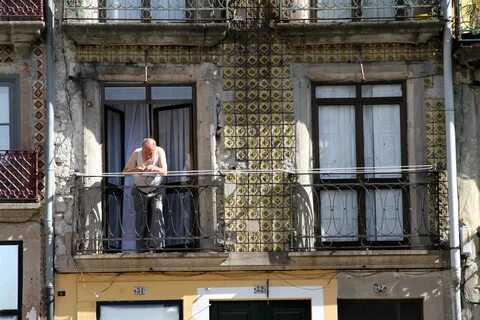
<box><xmin>361</xmin><ymin>84</ymin><xmax>402</xmax><ymax>97</ymax></box>
<box><xmin>100</xmin><ymin>304</ymin><xmax>180</xmax><ymax>320</ymax></box>
<box><xmin>152</xmin><ymin>86</ymin><xmax>192</xmax><ymax>100</ymax></box>
<box><xmin>104</xmin><ymin>87</ymin><xmax>146</xmax><ymax>100</ymax></box>
<box><xmin>316</xmin><ymin>0</ymin><xmax>352</xmax><ymax>21</ymax></box>
<box><xmin>106</xmin><ymin>0</ymin><xmax>142</xmax><ymax>20</ymax></box>
<box><xmin>0</xmin><ymin>316</ymin><xmax>18</xmax><ymax>320</ymax></box>
<box><xmin>0</xmin><ymin>244</ymin><xmax>19</xmax><ymax>310</ymax></box>
<box><xmin>318</xmin><ymin>105</ymin><xmax>356</xmax><ymax>179</ymax></box>
<box><xmin>366</xmin><ymin>189</ymin><xmax>403</xmax><ymax>241</ymax></box>
<box><xmin>321</xmin><ymin>190</ymin><xmax>358</xmax><ymax>242</ymax></box>
<box><xmin>156</xmin><ymin>106</ymin><xmax>191</xmax><ymax>174</ymax></box>
<box><xmin>315</xmin><ymin>85</ymin><xmax>356</xmax><ymax>98</ymax></box>
<box><xmin>363</xmin><ymin>104</ymin><xmax>401</xmax><ymax>178</ymax></box>
<box><xmin>0</xmin><ymin>86</ymin><xmax>10</xmax><ymax>123</ymax></box>
<box><xmin>0</xmin><ymin>125</ymin><xmax>10</xmax><ymax>150</ymax></box>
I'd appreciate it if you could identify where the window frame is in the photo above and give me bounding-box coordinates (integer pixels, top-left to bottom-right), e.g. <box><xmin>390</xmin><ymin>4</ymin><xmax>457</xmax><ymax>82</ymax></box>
<box><xmin>96</xmin><ymin>300</ymin><xmax>184</xmax><ymax>320</ymax></box>
<box><xmin>102</xmin><ymin>83</ymin><xmax>197</xmax><ymax>174</ymax></box>
<box><xmin>312</xmin><ymin>81</ymin><xmax>409</xmax><ymax>247</ymax></box>
<box><xmin>0</xmin><ymin>77</ymin><xmax>20</xmax><ymax>150</ymax></box>
<box><xmin>0</xmin><ymin>241</ymin><xmax>23</xmax><ymax>319</ymax></box>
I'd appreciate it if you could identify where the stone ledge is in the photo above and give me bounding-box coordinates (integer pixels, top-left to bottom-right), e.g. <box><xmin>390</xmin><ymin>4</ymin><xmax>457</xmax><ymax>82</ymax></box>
<box><xmin>0</xmin><ymin>202</ymin><xmax>42</xmax><ymax>221</ymax></box>
<box><xmin>56</xmin><ymin>249</ymin><xmax>448</xmax><ymax>273</ymax></box>
<box><xmin>0</xmin><ymin>21</ymin><xmax>44</xmax><ymax>45</ymax></box>
<box><xmin>275</xmin><ymin>20</ymin><xmax>443</xmax><ymax>45</ymax></box>
<box><xmin>61</xmin><ymin>22</ymin><xmax>229</xmax><ymax>46</ymax></box>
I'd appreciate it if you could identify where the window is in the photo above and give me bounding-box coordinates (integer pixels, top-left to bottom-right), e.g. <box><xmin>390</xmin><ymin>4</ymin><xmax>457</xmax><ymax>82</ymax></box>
<box><xmin>313</xmin><ymin>83</ymin><xmax>406</xmax><ymax>244</ymax></box>
<box><xmin>0</xmin><ymin>81</ymin><xmax>18</xmax><ymax>150</ymax></box>
<box><xmin>97</xmin><ymin>301</ymin><xmax>182</xmax><ymax>320</ymax></box>
<box><xmin>0</xmin><ymin>241</ymin><xmax>22</xmax><ymax>320</ymax></box>
<box><xmin>315</xmin><ymin>0</ymin><xmax>398</xmax><ymax>21</ymax></box>
<box><xmin>103</xmin><ymin>84</ymin><xmax>195</xmax><ymax>252</ymax></box>
<box><xmin>98</xmin><ymin>0</ymin><xmax>225</xmax><ymax>22</ymax></box>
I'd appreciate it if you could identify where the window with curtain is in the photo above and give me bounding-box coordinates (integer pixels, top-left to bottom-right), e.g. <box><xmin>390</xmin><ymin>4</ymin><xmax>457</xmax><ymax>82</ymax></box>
<box><xmin>100</xmin><ymin>0</ymin><xmax>186</xmax><ymax>21</ymax></box>
<box><xmin>316</xmin><ymin>0</ymin><xmax>397</xmax><ymax>21</ymax></box>
<box><xmin>0</xmin><ymin>242</ymin><xmax>22</xmax><ymax>320</ymax></box>
<box><xmin>103</xmin><ymin>84</ymin><xmax>194</xmax><ymax>252</ymax></box>
<box><xmin>313</xmin><ymin>83</ymin><xmax>406</xmax><ymax>244</ymax></box>
<box><xmin>0</xmin><ymin>82</ymin><xmax>17</xmax><ymax>151</ymax></box>
<box><xmin>98</xmin><ymin>301</ymin><xmax>182</xmax><ymax>320</ymax></box>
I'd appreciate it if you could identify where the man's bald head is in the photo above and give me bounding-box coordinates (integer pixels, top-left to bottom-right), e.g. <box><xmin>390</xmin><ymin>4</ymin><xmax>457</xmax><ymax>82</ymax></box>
<box><xmin>141</xmin><ymin>138</ymin><xmax>157</xmax><ymax>159</ymax></box>
<box><xmin>142</xmin><ymin>138</ymin><xmax>157</xmax><ymax>148</ymax></box>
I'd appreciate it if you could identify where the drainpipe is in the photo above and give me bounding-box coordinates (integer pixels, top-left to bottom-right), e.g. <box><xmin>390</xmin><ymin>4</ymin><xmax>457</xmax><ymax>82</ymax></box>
<box><xmin>45</xmin><ymin>0</ymin><xmax>55</xmax><ymax>318</ymax></box>
<box><xmin>443</xmin><ymin>0</ymin><xmax>461</xmax><ymax>318</ymax></box>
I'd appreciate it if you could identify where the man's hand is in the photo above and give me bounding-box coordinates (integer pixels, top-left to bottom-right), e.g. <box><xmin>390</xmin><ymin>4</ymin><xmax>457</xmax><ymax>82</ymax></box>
<box><xmin>124</xmin><ymin>166</ymin><xmax>146</xmax><ymax>173</ymax></box>
<box><xmin>145</xmin><ymin>165</ymin><xmax>159</xmax><ymax>172</ymax></box>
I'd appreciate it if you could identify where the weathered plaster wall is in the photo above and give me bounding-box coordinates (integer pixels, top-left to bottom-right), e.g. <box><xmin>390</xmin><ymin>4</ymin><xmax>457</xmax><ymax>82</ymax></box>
<box><xmin>454</xmin><ymin>71</ymin><xmax>480</xmax><ymax>319</ymax></box>
<box><xmin>0</xmin><ymin>39</ymin><xmax>46</xmax><ymax>319</ymax></box>
<box><xmin>337</xmin><ymin>270</ymin><xmax>449</xmax><ymax>320</ymax></box>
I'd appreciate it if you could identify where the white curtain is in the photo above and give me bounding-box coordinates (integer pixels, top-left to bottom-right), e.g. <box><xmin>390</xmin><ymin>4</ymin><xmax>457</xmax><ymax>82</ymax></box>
<box><xmin>363</xmin><ymin>104</ymin><xmax>401</xmax><ymax>178</ymax></box>
<box><xmin>151</xmin><ymin>0</ymin><xmax>185</xmax><ymax>21</ymax></box>
<box><xmin>318</xmin><ymin>105</ymin><xmax>356</xmax><ymax>179</ymax></box>
<box><xmin>362</xmin><ymin>0</ymin><xmax>395</xmax><ymax>19</ymax></box>
<box><xmin>122</xmin><ymin>104</ymin><xmax>150</xmax><ymax>251</ymax></box>
<box><xmin>321</xmin><ymin>190</ymin><xmax>358</xmax><ymax>241</ymax></box>
<box><xmin>156</xmin><ymin>106</ymin><xmax>193</xmax><ymax>247</ymax></box>
<box><xmin>366</xmin><ymin>189</ymin><xmax>403</xmax><ymax>241</ymax></box>
<box><xmin>106</xmin><ymin>0</ymin><xmax>142</xmax><ymax>20</ymax></box>
<box><xmin>316</xmin><ymin>0</ymin><xmax>352</xmax><ymax>21</ymax></box>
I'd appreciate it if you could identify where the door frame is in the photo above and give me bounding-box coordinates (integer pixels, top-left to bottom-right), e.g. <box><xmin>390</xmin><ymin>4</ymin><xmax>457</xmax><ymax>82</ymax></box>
<box><xmin>193</xmin><ymin>286</ymin><xmax>324</xmax><ymax>320</ymax></box>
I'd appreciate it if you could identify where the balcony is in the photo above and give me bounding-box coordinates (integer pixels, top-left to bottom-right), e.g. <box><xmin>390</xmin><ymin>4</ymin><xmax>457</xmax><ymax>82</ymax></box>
<box><xmin>0</xmin><ymin>150</ymin><xmax>39</xmax><ymax>202</ymax></box>
<box><xmin>457</xmin><ymin>0</ymin><xmax>480</xmax><ymax>42</ymax></box>
<box><xmin>0</xmin><ymin>0</ymin><xmax>43</xmax><ymax>20</ymax></box>
<box><xmin>275</xmin><ymin>0</ymin><xmax>442</xmax><ymax>44</ymax></box>
<box><xmin>61</xmin><ymin>0</ymin><xmax>228</xmax><ymax>46</ymax></box>
<box><xmin>0</xmin><ymin>0</ymin><xmax>44</xmax><ymax>49</ymax></box>
<box><xmin>65</xmin><ymin>169</ymin><xmax>448</xmax><ymax>273</ymax></box>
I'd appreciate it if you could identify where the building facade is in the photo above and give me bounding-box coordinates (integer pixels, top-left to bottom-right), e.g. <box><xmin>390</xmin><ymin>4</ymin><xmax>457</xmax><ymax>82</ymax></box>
<box><xmin>53</xmin><ymin>0</ymin><xmax>452</xmax><ymax>319</ymax></box>
<box><xmin>455</xmin><ymin>0</ymin><xmax>480</xmax><ymax>318</ymax></box>
<box><xmin>0</xmin><ymin>1</ymin><xmax>46</xmax><ymax>319</ymax></box>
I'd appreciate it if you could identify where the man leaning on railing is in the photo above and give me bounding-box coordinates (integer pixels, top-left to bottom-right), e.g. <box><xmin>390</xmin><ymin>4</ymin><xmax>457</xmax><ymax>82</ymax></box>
<box><xmin>123</xmin><ymin>138</ymin><xmax>168</xmax><ymax>251</ymax></box>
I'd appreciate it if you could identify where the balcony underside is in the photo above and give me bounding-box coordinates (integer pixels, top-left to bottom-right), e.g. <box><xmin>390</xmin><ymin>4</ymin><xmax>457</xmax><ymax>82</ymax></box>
<box><xmin>275</xmin><ymin>21</ymin><xmax>443</xmax><ymax>44</ymax></box>
<box><xmin>56</xmin><ymin>250</ymin><xmax>448</xmax><ymax>273</ymax></box>
<box><xmin>0</xmin><ymin>21</ymin><xmax>44</xmax><ymax>46</ymax></box>
<box><xmin>61</xmin><ymin>22</ymin><xmax>228</xmax><ymax>46</ymax></box>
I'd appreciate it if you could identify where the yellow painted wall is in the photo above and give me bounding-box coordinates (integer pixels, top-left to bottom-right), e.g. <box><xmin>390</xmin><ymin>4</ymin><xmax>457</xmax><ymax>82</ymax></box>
<box><xmin>55</xmin><ymin>271</ymin><xmax>337</xmax><ymax>320</ymax></box>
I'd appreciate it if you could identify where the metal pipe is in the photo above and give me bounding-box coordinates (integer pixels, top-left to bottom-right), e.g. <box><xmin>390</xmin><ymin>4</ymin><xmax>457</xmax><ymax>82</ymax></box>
<box><xmin>443</xmin><ymin>0</ymin><xmax>462</xmax><ymax>318</ymax></box>
<box><xmin>45</xmin><ymin>0</ymin><xmax>55</xmax><ymax>317</ymax></box>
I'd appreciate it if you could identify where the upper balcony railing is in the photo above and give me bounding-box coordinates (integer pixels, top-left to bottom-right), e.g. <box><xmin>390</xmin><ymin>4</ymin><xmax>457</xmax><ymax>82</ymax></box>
<box><xmin>0</xmin><ymin>150</ymin><xmax>39</xmax><ymax>202</ymax></box>
<box><xmin>63</xmin><ymin>0</ymin><xmax>228</xmax><ymax>22</ymax></box>
<box><xmin>0</xmin><ymin>0</ymin><xmax>44</xmax><ymax>21</ymax></box>
<box><xmin>73</xmin><ymin>168</ymin><xmax>444</xmax><ymax>255</ymax></box>
<box><xmin>278</xmin><ymin>0</ymin><xmax>442</xmax><ymax>22</ymax></box>
<box><xmin>457</xmin><ymin>0</ymin><xmax>480</xmax><ymax>41</ymax></box>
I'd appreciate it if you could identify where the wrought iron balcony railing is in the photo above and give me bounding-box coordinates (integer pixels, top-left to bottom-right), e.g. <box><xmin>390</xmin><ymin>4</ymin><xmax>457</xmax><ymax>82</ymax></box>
<box><xmin>73</xmin><ymin>173</ymin><xmax>225</xmax><ymax>253</ymax></box>
<box><xmin>0</xmin><ymin>150</ymin><xmax>39</xmax><ymax>201</ymax></box>
<box><xmin>63</xmin><ymin>0</ymin><xmax>228</xmax><ymax>22</ymax></box>
<box><xmin>279</xmin><ymin>0</ymin><xmax>441</xmax><ymax>22</ymax></box>
<box><xmin>0</xmin><ymin>0</ymin><xmax>44</xmax><ymax>20</ymax></box>
<box><xmin>73</xmin><ymin>169</ymin><xmax>443</xmax><ymax>255</ymax></box>
<box><xmin>457</xmin><ymin>0</ymin><xmax>480</xmax><ymax>41</ymax></box>
<box><xmin>292</xmin><ymin>169</ymin><xmax>443</xmax><ymax>249</ymax></box>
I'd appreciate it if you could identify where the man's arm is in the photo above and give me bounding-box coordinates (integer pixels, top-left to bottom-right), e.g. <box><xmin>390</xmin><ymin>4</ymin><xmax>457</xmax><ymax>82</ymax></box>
<box><xmin>123</xmin><ymin>151</ymin><xmax>144</xmax><ymax>173</ymax></box>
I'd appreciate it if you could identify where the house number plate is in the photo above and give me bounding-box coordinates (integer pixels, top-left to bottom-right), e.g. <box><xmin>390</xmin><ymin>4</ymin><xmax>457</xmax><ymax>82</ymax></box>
<box><xmin>133</xmin><ymin>286</ymin><xmax>146</xmax><ymax>295</ymax></box>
